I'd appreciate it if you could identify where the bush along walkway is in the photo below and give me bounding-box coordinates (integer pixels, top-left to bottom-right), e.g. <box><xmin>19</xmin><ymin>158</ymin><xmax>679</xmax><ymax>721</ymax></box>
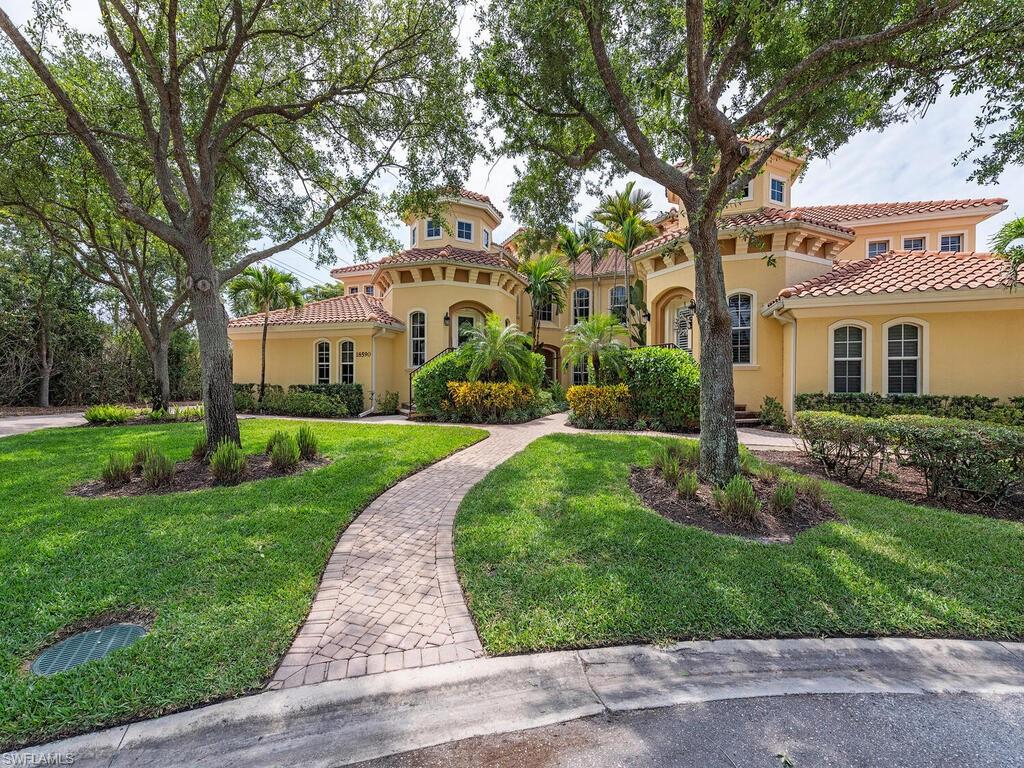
<box><xmin>269</xmin><ymin>413</ymin><xmax>578</xmax><ymax>687</ymax></box>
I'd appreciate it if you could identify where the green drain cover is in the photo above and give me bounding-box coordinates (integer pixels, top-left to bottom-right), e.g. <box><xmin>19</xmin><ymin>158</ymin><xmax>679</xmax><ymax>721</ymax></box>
<box><xmin>31</xmin><ymin>624</ymin><xmax>147</xmax><ymax>676</ymax></box>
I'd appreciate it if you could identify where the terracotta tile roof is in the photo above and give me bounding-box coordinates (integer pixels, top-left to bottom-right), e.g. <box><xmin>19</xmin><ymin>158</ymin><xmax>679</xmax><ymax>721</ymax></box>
<box><xmin>793</xmin><ymin>198</ymin><xmax>1007</xmax><ymax>223</ymax></box>
<box><xmin>633</xmin><ymin>206</ymin><xmax>854</xmax><ymax>257</ymax></box>
<box><xmin>444</xmin><ymin>188</ymin><xmax>504</xmax><ymax>221</ymax></box>
<box><xmin>228</xmin><ymin>293</ymin><xmax>402</xmax><ymax>328</ymax></box>
<box><xmin>376</xmin><ymin>245</ymin><xmax>520</xmax><ymax>273</ymax></box>
<box><xmin>777</xmin><ymin>250</ymin><xmax>1016</xmax><ymax>300</ymax></box>
<box><xmin>499</xmin><ymin>226</ymin><xmax>527</xmax><ymax>247</ymax></box>
<box><xmin>329</xmin><ymin>260</ymin><xmax>383</xmax><ymax>277</ymax></box>
<box><xmin>572</xmin><ymin>250</ymin><xmax>626</xmax><ymax>278</ymax></box>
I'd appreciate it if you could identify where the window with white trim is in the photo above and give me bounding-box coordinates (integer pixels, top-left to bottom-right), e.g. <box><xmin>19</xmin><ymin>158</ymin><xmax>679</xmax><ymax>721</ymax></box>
<box><xmin>410</xmin><ymin>225</ymin><xmax>416</xmax><ymax>246</ymax></box>
<box><xmin>537</xmin><ymin>302</ymin><xmax>553</xmax><ymax>322</ymax></box>
<box><xmin>426</xmin><ymin>219</ymin><xmax>441</xmax><ymax>239</ymax></box>
<box><xmin>887</xmin><ymin>323</ymin><xmax>920</xmax><ymax>394</ymax></box>
<box><xmin>940</xmin><ymin>233</ymin><xmax>963</xmax><ymax>252</ymax></box>
<box><xmin>339</xmin><ymin>341</ymin><xmax>355</xmax><ymax>384</ymax></box>
<box><xmin>728</xmin><ymin>293</ymin><xmax>752</xmax><ymax>364</ymax></box>
<box><xmin>456</xmin><ymin>220</ymin><xmax>473</xmax><ymax>241</ymax></box>
<box><xmin>867</xmin><ymin>240</ymin><xmax>890</xmax><ymax>259</ymax></box>
<box><xmin>770</xmin><ymin>177</ymin><xmax>785</xmax><ymax>204</ymax></box>
<box><xmin>364</xmin><ymin>285</ymin><xmax>374</xmax><ymax>296</ymax></box>
<box><xmin>483</xmin><ymin>229</ymin><xmax>490</xmax><ymax>247</ymax></box>
<box><xmin>742</xmin><ymin>179</ymin><xmax>753</xmax><ymax>200</ymax></box>
<box><xmin>832</xmin><ymin>326</ymin><xmax>864</xmax><ymax>393</ymax></box>
<box><xmin>609</xmin><ymin>285</ymin><xmax>627</xmax><ymax>322</ymax></box>
<box><xmin>572</xmin><ymin>360</ymin><xmax>589</xmax><ymax>386</ymax></box>
<box><xmin>902</xmin><ymin>236</ymin><xmax>926</xmax><ymax>251</ymax></box>
<box><xmin>572</xmin><ymin>288</ymin><xmax>590</xmax><ymax>324</ymax></box>
<box><xmin>410</xmin><ymin>311</ymin><xmax>426</xmax><ymax>367</ymax></box>
<box><xmin>316</xmin><ymin>341</ymin><xmax>331</xmax><ymax>385</ymax></box>
<box><xmin>349</xmin><ymin>286</ymin><xmax>359</xmax><ymax>294</ymax></box>
<box><xmin>674</xmin><ymin>307</ymin><xmax>693</xmax><ymax>352</ymax></box>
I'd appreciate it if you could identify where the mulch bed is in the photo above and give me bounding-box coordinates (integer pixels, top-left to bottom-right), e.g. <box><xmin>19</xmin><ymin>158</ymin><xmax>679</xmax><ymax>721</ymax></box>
<box><xmin>629</xmin><ymin>466</ymin><xmax>838</xmax><ymax>543</ymax></box>
<box><xmin>70</xmin><ymin>454</ymin><xmax>331</xmax><ymax>498</ymax></box>
<box><xmin>752</xmin><ymin>450</ymin><xmax>1024</xmax><ymax>523</ymax></box>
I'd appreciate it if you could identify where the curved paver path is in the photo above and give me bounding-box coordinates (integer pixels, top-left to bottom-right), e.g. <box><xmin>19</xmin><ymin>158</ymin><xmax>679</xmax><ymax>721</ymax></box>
<box><xmin>269</xmin><ymin>413</ymin><xmax>575</xmax><ymax>688</ymax></box>
<box><xmin>269</xmin><ymin>413</ymin><xmax>801</xmax><ymax>689</ymax></box>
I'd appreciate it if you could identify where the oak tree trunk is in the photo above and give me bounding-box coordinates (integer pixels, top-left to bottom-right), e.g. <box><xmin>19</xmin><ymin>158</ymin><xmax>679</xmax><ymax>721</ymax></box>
<box><xmin>36</xmin><ymin>324</ymin><xmax>51</xmax><ymax>407</ymax></box>
<box><xmin>186</xmin><ymin>242</ymin><xmax>240</xmax><ymax>447</ymax></box>
<box><xmin>149</xmin><ymin>333</ymin><xmax>172</xmax><ymax>412</ymax></box>
<box><xmin>689</xmin><ymin>216</ymin><xmax>741</xmax><ymax>485</ymax></box>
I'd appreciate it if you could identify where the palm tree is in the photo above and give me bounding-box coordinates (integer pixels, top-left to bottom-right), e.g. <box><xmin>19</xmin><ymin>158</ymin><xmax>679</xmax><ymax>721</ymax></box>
<box><xmin>303</xmin><ymin>282</ymin><xmax>347</xmax><ymax>301</ymax></box>
<box><xmin>227</xmin><ymin>265</ymin><xmax>304</xmax><ymax>402</ymax></box>
<box><xmin>561</xmin><ymin>313</ymin><xmax>628</xmax><ymax>386</ymax></box>
<box><xmin>520</xmin><ymin>251</ymin><xmax>570</xmax><ymax>350</ymax></box>
<box><xmin>457</xmin><ymin>313</ymin><xmax>536</xmax><ymax>383</ymax></box>
<box><xmin>593</xmin><ymin>183</ymin><xmax>656</xmax><ymax>330</ymax></box>
<box><xmin>581</xmin><ymin>220</ymin><xmax>605</xmax><ymax>298</ymax></box>
<box><xmin>555</xmin><ymin>224</ymin><xmax>588</xmax><ymax>284</ymax></box>
<box><xmin>991</xmin><ymin>215</ymin><xmax>1024</xmax><ymax>288</ymax></box>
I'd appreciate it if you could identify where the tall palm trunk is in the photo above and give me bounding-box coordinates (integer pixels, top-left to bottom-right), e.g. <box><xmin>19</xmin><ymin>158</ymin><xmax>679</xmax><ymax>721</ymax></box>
<box><xmin>591</xmin><ymin>350</ymin><xmax>600</xmax><ymax>386</ymax></box>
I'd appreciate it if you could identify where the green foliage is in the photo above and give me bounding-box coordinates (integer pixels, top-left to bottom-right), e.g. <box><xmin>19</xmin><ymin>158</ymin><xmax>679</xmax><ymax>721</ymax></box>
<box><xmin>234</xmin><ymin>389</ymin><xmax>256</xmax><ymax>413</ymax></box>
<box><xmin>457</xmin><ymin>314</ymin><xmax>536</xmax><ymax>384</ymax></box>
<box><xmin>260</xmin><ymin>391</ymin><xmax>349</xmax><ymax>418</ymax></box>
<box><xmin>652</xmin><ymin>445</ymin><xmax>681</xmax><ymax>486</ymax></box>
<box><xmin>547</xmin><ymin>379</ymin><xmax>567</xmax><ymax>405</ymax></box>
<box><xmin>269</xmin><ymin>434</ymin><xmax>300</xmax><ymax>473</ymax></box>
<box><xmin>101</xmin><ymin>454</ymin><xmax>132</xmax><ymax>487</ymax></box>
<box><xmin>141</xmin><ymin>449</ymin><xmax>175</xmax><ymax>489</ymax></box>
<box><xmin>561</xmin><ymin>314</ymin><xmax>628</xmax><ymax>385</ymax></box>
<box><xmin>565</xmin><ymin>384</ymin><xmax>633</xmax><ymax>428</ymax></box>
<box><xmin>210</xmin><ymin>440</ymin><xmax>246</xmax><ymax>486</ymax></box>
<box><xmin>676</xmin><ymin>470</ymin><xmax>698</xmax><ymax>500</ymax></box>
<box><xmin>623</xmin><ymin>346</ymin><xmax>700</xmax><ymax>431</ymax></box>
<box><xmin>296</xmin><ymin>425</ymin><xmax>319</xmax><ymax>460</ymax></box>
<box><xmin>191</xmin><ymin>433</ymin><xmax>208</xmax><ymax>462</ymax></box>
<box><xmin>771</xmin><ymin>480</ymin><xmax>797</xmax><ymax>515</ymax></box>
<box><xmin>287</xmin><ymin>385</ymin><xmax>363</xmax><ymax>416</ymax></box>
<box><xmin>521</xmin><ymin>251</ymin><xmax>571</xmax><ymax>341</ymax></box>
<box><xmin>795</xmin><ymin>411</ymin><xmax>890</xmax><ymax>482</ymax></box>
<box><xmin>174</xmin><ymin>406</ymin><xmax>204</xmax><ymax>422</ymax></box>
<box><xmin>794</xmin><ymin>392</ymin><xmax>1024</xmax><ymax>426</ymax></box>
<box><xmin>376</xmin><ymin>390</ymin><xmax>400</xmax><ymax>415</ymax></box>
<box><xmin>131</xmin><ymin>444</ymin><xmax>159</xmax><ymax>472</ymax></box>
<box><xmin>84</xmin><ymin>404</ymin><xmax>138</xmax><ymax>425</ymax></box>
<box><xmin>990</xmin><ymin>215</ymin><xmax>1024</xmax><ymax>287</ymax></box>
<box><xmin>446</xmin><ymin>381</ymin><xmax>535</xmax><ymax>422</ymax></box>
<box><xmin>712</xmin><ymin>475</ymin><xmax>761</xmax><ymax>526</ymax></box>
<box><xmin>149</xmin><ymin>408</ymin><xmax>172</xmax><ymax>422</ymax></box>
<box><xmin>760</xmin><ymin>396</ymin><xmax>787</xmax><ymax>429</ymax></box>
<box><xmin>796</xmin><ymin>476</ymin><xmax>827</xmax><ymax>511</ymax></box>
<box><xmin>265</xmin><ymin>430</ymin><xmax>291</xmax><ymax>455</ymax></box>
<box><xmin>412</xmin><ymin>351</ymin><xmax>471</xmax><ymax>416</ymax></box>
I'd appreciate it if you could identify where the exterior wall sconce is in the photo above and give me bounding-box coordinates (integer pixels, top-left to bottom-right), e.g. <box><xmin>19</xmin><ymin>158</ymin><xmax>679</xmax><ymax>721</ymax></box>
<box><xmin>443</xmin><ymin>313</ymin><xmax>450</xmax><ymax>326</ymax></box>
<box><xmin>642</xmin><ymin>309</ymin><xmax>651</xmax><ymax>323</ymax></box>
<box><xmin>687</xmin><ymin>298</ymin><xmax>697</xmax><ymax>311</ymax></box>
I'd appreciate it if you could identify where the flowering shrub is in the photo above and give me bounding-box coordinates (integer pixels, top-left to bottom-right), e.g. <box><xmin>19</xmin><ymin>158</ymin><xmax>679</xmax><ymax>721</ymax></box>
<box><xmin>566</xmin><ymin>384</ymin><xmax>633</xmax><ymax>428</ymax></box>
<box><xmin>446</xmin><ymin>381</ymin><xmax>534</xmax><ymax>422</ymax></box>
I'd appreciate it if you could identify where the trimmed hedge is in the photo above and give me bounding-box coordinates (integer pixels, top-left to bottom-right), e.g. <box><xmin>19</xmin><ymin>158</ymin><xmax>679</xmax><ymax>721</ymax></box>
<box><xmin>623</xmin><ymin>346</ymin><xmax>700</xmax><ymax>431</ymax></box>
<box><xmin>412</xmin><ymin>352</ymin><xmax>472</xmax><ymax>417</ymax></box>
<box><xmin>795</xmin><ymin>410</ymin><xmax>1024</xmax><ymax>503</ymax></box>
<box><xmin>795</xmin><ymin>392</ymin><xmax>1024</xmax><ymax>426</ymax></box>
<box><xmin>566</xmin><ymin>384</ymin><xmax>633</xmax><ymax>429</ymax></box>
<box><xmin>259</xmin><ymin>390</ymin><xmax>349</xmax><ymax>418</ymax></box>
<box><xmin>290</xmin><ymin>383</ymin><xmax>364</xmax><ymax>416</ymax></box>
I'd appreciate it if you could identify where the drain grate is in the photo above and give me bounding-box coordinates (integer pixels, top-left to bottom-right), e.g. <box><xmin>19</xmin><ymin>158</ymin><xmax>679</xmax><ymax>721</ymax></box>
<box><xmin>31</xmin><ymin>623</ymin><xmax>148</xmax><ymax>676</ymax></box>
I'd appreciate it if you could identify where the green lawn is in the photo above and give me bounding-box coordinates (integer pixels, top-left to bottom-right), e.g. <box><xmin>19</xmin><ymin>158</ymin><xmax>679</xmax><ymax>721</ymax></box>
<box><xmin>0</xmin><ymin>419</ymin><xmax>484</xmax><ymax>749</ymax></box>
<box><xmin>455</xmin><ymin>433</ymin><xmax>1024</xmax><ymax>655</ymax></box>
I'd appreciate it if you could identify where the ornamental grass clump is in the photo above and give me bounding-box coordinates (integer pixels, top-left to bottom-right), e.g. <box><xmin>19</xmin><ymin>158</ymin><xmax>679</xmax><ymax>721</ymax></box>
<box><xmin>652</xmin><ymin>445</ymin><xmax>681</xmax><ymax>485</ymax></box>
<box><xmin>191</xmin><ymin>433</ymin><xmax>208</xmax><ymax>462</ymax></box>
<box><xmin>101</xmin><ymin>453</ymin><xmax>132</xmax><ymax>487</ymax></box>
<box><xmin>676</xmin><ymin>470</ymin><xmax>698</xmax><ymax>500</ymax></box>
<box><xmin>771</xmin><ymin>480</ymin><xmax>798</xmax><ymax>515</ymax></box>
<box><xmin>265</xmin><ymin>429</ymin><xmax>290</xmax><ymax>455</ymax></box>
<box><xmin>270</xmin><ymin>434</ymin><xmax>300</xmax><ymax>472</ymax></box>
<box><xmin>797</xmin><ymin>476</ymin><xmax>827</xmax><ymax>511</ymax></box>
<box><xmin>132</xmin><ymin>443</ymin><xmax>158</xmax><ymax>472</ymax></box>
<box><xmin>142</xmin><ymin>449</ymin><xmax>174</xmax><ymax>489</ymax></box>
<box><xmin>84</xmin><ymin>404</ymin><xmax>137</xmax><ymax>425</ymax></box>
<box><xmin>210</xmin><ymin>440</ymin><xmax>245</xmax><ymax>485</ymax></box>
<box><xmin>296</xmin><ymin>425</ymin><xmax>319</xmax><ymax>460</ymax></box>
<box><xmin>677</xmin><ymin>441</ymin><xmax>700</xmax><ymax>469</ymax></box>
<box><xmin>713</xmin><ymin>475</ymin><xmax>761</xmax><ymax>526</ymax></box>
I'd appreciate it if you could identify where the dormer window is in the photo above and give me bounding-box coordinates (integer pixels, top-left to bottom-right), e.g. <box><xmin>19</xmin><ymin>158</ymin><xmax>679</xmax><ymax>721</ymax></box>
<box><xmin>457</xmin><ymin>220</ymin><xmax>473</xmax><ymax>242</ymax></box>
<box><xmin>426</xmin><ymin>219</ymin><xmax>442</xmax><ymax>239</ymax></box>
<box><xmin>770</xmin><ymin>177</ymin><xmax>785</xmax><ymax>204</ymax></box>
<box><xmin>483</xmin><ymin>229</ymin><xmax>490</xmax><ymax>247</ymax></box>
<box><xmin>741</xmin><ymin>179</ymin><xmax>753</xmax><ymax>201</ymax></box>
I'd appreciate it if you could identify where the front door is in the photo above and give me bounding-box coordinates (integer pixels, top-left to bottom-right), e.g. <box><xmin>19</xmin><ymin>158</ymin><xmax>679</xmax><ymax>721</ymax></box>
<box><xmin>457</xmin><ymin>315</ymin><xmax>476</xmax><ymax>346</ymax></box>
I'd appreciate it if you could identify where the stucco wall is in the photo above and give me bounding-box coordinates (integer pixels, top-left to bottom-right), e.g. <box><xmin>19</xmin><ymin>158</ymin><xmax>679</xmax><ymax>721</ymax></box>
<box><xmin>833</xmin><ymin>214</ymin><xmax>989</xmax><ymax>261</ymax></box>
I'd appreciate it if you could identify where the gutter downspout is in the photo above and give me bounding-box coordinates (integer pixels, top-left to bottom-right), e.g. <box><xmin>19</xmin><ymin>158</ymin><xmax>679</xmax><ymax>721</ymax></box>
<box><xmin>765</xmin><ymin>301</ymin><xmax>797</xmax><ymax>423</ymax></box>
<box><xmin>359</xmin><ymin>327</ymin><xmax>385</xmax><ymax>417</ymax></box>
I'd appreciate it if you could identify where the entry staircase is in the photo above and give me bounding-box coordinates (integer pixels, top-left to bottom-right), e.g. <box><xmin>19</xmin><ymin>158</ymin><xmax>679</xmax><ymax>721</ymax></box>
<box><xmin>734</xmin><ymin>403</ymin><xmax>762</xmax><ymax>427</ymax></box>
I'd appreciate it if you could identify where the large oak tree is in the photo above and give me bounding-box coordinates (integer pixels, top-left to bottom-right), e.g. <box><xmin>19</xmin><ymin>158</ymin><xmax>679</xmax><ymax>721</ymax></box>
<box><xmin>474</xmin><ymin>0</ymin><xmax>1019</xmax><ymax>483</ymax></box>
<box><xmin>0</xmin><ymin>0</ymin><xmax>473</xmax><ymax>445</ymax></box>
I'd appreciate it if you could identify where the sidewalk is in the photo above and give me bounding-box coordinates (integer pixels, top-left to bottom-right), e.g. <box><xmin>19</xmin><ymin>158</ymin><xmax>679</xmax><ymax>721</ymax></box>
<box><xmin>11</xmin><ymin>637</ymin><xmax>1024</xmax><ymax>768</ymax></box>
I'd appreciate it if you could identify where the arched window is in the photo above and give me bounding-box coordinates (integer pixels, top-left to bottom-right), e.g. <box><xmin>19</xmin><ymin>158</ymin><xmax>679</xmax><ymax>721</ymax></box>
<box><xmin>572</xmin><ymin>288</ymin><xmax>590</xmax><ymax>324</ymax></box>
<box><xmin>339</xmin><ymin>341</ymin><xmax>355</xmax><ymax>384</ymax></box>
<box><xmin>315</xmin><ymin>340</ymin><xmax>331</xmax><ymax>385</ymax></box>
<box><xmin>728</xmin><ymin>293</ymin><xmax>753</xmax><ymax>364</ymax></box>
<box><xmin>609</xmin><ymin>285</ymin><xmax>627</xmax><ymax>323</ymax></box>
<box><xmin>410</xmin><ymin>311</ymin><xmax>426</xmax><ymax>367</ymax></box>
<box><xmin>572</xmin><ymin>360</ymin><xmax>589</xmax><ymax>385</ymax></box>
<box><xmin>887</xmin><ymin>323</ymin><xmax>920</xmax><ymax>394</ymax></box>
<box><xmin>674</xmin><ymin>307</ymin><xmax>694</xmax><ymax>352</ymax></box>
<box><xmin>832</xmin><ymin>325</ymin><xmax>864</xmax><ymax>393</ymax></box>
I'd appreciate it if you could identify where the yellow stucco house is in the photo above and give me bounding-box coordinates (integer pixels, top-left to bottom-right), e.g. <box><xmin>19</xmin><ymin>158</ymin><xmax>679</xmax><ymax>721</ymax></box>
<box><xmin>228</xmin><ymin>148</ymin><xmax>1023</xmax><ymax>418</ymax></box>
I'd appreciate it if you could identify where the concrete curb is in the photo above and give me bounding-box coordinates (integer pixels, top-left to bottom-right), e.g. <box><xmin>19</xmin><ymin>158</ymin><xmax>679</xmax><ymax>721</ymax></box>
<box><xmin>10</xmin><ymin>637</ymin><xmax>1024</xmax><ymax>767</ymax></box>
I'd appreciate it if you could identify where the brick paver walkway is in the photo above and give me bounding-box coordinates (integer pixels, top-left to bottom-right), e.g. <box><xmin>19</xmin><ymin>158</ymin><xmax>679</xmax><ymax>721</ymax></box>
<box><xmin>269</xmin><ymin>413</ymin><xmax>573</xmax><ymax>688</ymax></box>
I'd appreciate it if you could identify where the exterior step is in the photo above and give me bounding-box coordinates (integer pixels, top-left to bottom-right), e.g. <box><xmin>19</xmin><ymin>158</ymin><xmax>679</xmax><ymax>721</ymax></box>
<box><xmin>734</xmin><ymin>410</ymin><xmax>761</xmax><ymax>420</ymax></box>
<box><xmin>736</xmin><ymin>417</ymin><xmax>763</xmax><ymax>427</ymax></box>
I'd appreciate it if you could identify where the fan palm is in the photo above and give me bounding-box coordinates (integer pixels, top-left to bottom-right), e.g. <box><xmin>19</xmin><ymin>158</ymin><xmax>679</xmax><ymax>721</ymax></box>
<box><xmin>227</xmin><ymin>265</ymin><xmax>304</xmax><ymax>401</ymax></box>
<box><xmin>520</xmin><ymin>251</ymin><xmax>570</xmax><ymax>349</ymax></box>
<box><xmin>991</xmin><ymin>216</ymin><xmax>1024</xmax><ymax>288</ymax></box>
<box><xmin>561</xmin><ymin>313</ymin><xmax>628</xmax><ymax>386</ymax></box>
<box><xmin>457</xmin><ymin>313</ymin><xmax>536</xmax><ymax>383</ymax></box>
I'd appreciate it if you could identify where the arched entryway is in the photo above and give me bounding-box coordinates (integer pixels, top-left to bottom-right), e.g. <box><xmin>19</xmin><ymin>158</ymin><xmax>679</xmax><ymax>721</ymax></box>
<box><xmin>649</xmin><ymin>286</ymin><xmax>697</xmax><ymax>352</ymax></box>
<box><xmin>447</xmin><ymin>300</ymin><xmax>491</xmax><ymax>347</ymax></box>
<box><xmin>536</xmin><ymin>343</ymin><xmax>560</xmax><ymax>385</ymax></box>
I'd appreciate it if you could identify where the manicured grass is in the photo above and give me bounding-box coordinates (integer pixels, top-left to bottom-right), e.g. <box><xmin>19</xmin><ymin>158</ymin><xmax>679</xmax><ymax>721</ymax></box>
<box><xmin>456</xmin><ymin>434</ymin><xmax>1024</xmax><ymax>655</ymax></box>
<box><xmin>0</xmin><ymin>419</ymin><xmax>484</xmax><ymax>749</ymax></box>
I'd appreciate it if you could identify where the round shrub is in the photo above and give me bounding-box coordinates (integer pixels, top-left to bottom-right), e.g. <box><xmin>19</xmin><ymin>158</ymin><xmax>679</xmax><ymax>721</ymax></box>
<box><xmin>566</xmin><ymin>384</ymin><xmax>632</xmax><ymax>428</ymax></box>
<box><xmin>210</xmin><ymin>440</ymin><xmax>245</xmax><ymax>485</ymax></box>
<box><xmin>623</xmin><ymin>347</ymin><xmax>699</xmax><ymax>431</ymax></box>
<box><xmin>412</xmin><ymin>351</ymin><xmax>471</xmax><ymax>416</ymax></box>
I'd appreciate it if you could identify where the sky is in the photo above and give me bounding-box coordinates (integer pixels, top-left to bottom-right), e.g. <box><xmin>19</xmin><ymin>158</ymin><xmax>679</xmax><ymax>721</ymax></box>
<box><xmin>9</xmin><ymin>0</ymin><xmax>1022</xmax><ymax>286</ymax></box>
